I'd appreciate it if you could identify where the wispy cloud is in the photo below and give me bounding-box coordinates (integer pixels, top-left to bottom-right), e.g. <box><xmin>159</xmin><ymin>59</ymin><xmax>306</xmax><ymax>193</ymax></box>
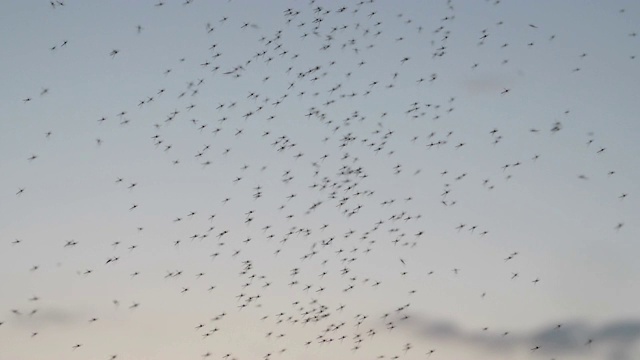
<box><xmin>395</xmin><ymin>313</ymin><xmax>640</xmax><ymax>359</ymax></box>
<box><xmin>463</xmin><ymin>74</ymin><xmax>514</xmax><ymax>96</ymax></box>
<box><xmin>7</xmin><ymin>307</ymin><xmax>84</xmax><ymax>329</ymax></box>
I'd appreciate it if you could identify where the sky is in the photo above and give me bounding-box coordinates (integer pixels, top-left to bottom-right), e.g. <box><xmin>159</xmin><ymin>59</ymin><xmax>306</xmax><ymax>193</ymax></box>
<box><xmin>0</xmin><ymin>0</ymin><xmax>639</xmax><ymax>359</ymax></box>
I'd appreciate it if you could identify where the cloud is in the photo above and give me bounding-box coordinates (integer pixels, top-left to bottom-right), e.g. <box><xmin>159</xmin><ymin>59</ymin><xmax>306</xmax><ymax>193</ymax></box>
<box><xmin>463</xmin><ymin>75</ymin><xmax>512</xmax><ymax>96</ymax></box>
<box><xmin>596</xmin><ymin>321</ymin><xmax>640</xmax><ymax>343</ymax></box>
<box><xmin>395</xmin><ymin>313</ymin><xmax>640</xmax><ymax>360</ymax></box>
<box><xmin>7</xmin><ymin>306</ymin><xmax>83</xmax><ymax>329</ymax></box>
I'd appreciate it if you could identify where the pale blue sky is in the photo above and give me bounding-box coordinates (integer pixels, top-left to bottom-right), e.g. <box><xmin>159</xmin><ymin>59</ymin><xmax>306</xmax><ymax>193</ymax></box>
<box><xmin>1</xmin><ymin>1</ymin><xmax>639</xmax><ymax>359</ymax></box>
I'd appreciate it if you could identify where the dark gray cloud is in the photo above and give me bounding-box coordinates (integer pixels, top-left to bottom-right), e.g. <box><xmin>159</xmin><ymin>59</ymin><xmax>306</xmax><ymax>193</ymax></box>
<box><xmin>7</xmin><ymin>306</ymin><xmax>83</xmax><ymax>329</ymax></box>
<box><xmin>395</xmin><ymin>313</ymin><xmax>640</xmax><ymax>359</ymax></box>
